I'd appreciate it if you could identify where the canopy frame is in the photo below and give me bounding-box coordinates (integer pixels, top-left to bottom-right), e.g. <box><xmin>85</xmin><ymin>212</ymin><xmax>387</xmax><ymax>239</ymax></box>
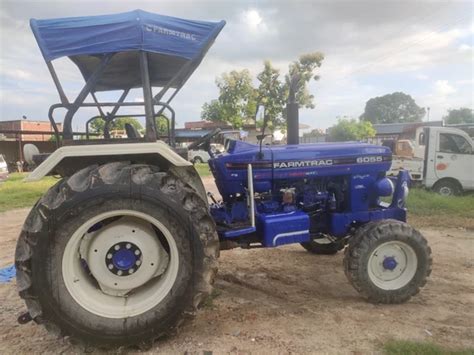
<box><xmin>32</xmin><ymin>10</ymin><xmax>225</xmax><ymax>147</ymax></box>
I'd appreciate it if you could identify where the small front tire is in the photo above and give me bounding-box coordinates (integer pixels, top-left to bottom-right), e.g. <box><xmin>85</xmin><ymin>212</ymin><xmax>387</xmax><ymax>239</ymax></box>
<box><xmin>433</xmin><ymin>180</ymin><xmax>461</xmax><ymax>196</ymax></box>
<box><xmin>344</xmin><ymin>220</ymin><xmax>432</xmax><ymax>304</ymax></box>
<box><xmin>301</xmin><ymin>238</ymin><xmax>343</xmax><ymax>255</ymax></box>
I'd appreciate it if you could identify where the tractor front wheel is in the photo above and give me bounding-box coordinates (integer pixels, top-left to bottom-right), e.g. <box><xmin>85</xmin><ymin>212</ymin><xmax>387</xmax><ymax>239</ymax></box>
<box><xmin>344</xmin><ymin>220</ymin><xmax>431</xmax><ymax>304</ymax></box>
<box><xmin>15</xmin><ymin>162</ymin><xmax>219</xmax><ymax>347</ymax></box>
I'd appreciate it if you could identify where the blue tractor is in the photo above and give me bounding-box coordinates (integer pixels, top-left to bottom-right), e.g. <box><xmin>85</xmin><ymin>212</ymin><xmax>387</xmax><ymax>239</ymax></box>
<box><xmin>16</xmin><ymin>10</ymin><xmax>431</xmax><ymax>347</ymax></box>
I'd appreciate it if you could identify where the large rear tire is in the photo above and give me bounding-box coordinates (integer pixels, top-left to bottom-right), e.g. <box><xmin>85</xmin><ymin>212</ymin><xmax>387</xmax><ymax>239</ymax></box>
<box><xmin>344</xmin><ymin>220</ymin><xmax>432</xmax><ymax>304</ymax></box>
<box><xmin>15</xmin><ymin>162</ymin><xmax>219</xmax><ymax>347</ymax></box>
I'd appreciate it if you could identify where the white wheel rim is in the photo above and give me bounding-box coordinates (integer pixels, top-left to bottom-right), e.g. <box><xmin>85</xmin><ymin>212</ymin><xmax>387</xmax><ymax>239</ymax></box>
<box><xmin>313</xmin><ymin>237</ymin><xmax>332</xmax><ymax>245</ymax></box>
<box><xmin>62</xmin><ymin>210</ymin><xmax>179</xmax><ymax>319</ymax></box>
<box><xmin>439</xmin><ymin>186</ymin><xmax>452</xmax><ymax>196</ymax></box>
<box><xmin>367</xmin><ymin>241</ymin><xmax>417</xmax><ymax>290</ymax></box>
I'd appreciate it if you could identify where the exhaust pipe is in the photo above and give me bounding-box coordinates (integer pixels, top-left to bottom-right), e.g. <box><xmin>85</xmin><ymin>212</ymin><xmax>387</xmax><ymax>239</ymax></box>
<box><xmin>286</xmin><ymin>74</ymin><xmax>300</xmax><ymax>145</ymax></box>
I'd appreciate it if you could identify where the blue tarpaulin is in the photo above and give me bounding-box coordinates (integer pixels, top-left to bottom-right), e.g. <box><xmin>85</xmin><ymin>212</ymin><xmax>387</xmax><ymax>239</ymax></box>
<box><xmin>0</xmin><ymin>265</ymin><xmax>16</xmax><ymax>283</ymax></box>
<box><xmin>31</xmin><ymin>9</ymin><xmax>225</xmax><ymax>62</ymax></box>
<box><xmin>30</xmin><ymin>10</ymin><xmax>225</xmax><ymax>91</ymax></box>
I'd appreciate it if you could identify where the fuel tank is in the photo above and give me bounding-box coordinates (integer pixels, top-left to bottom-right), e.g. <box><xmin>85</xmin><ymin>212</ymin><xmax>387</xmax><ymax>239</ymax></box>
<box><xmin>208</xmin><ymin>140</ymin><xmax>392</xmax><ymax>201</ymax></box>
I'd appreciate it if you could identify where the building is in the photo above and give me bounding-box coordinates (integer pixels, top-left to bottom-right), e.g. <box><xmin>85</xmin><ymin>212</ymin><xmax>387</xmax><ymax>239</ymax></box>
<box><xmin>0</xmin><ymin>119</ymin><xmax>62</xmax><ymax>141</ymax></box>
<box><xmin>370</xmin><ymin>121</ymin><xmax>444</xmax><ymax>144</ymax></box>
<box><xmin>0</xmin><ymin>119</ymin><xmax>62</xmax><ymax>169</ymax></box>
<box><xmin>184</xmin><ymin>120</ymin><xmax>231</xmax><ymax>130</ymax></box>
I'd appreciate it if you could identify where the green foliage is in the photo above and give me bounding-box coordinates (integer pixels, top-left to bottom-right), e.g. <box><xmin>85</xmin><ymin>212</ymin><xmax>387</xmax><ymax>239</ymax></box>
<box><xmin>201</xmin><ymin>69</ymin><xmax>257</xmax><ymax>129</ymax></box>
<box><xmin>201</xmin><ymin>100</ymin><xmax>225</xmax><ymax>123</ymax></box>
<box><xmin>443</xmin><ymin>107</ymin><xmax>474</xmax><ymax>124</ymax></box>
<box><xmin>383</xmin><ymin>340</ymin><xmax>473</xmax><ymax>355</ymax></box>
<box><xmin>303</xmin><ymin>128</ymin><xmax>325</xmax><ymax>138</ymax></box>
<box><xmin>155</xmin><ymin>115</ymin><xmax>169</xmax><ymax>135</ymax></box>
<box><xmin>328</xmin><ymin>119</ymin><xmax>376</xmax><ymax>141</ymax></box>
<box><xmin>90</xmin><ymin>117</ymin><xmax>143</xmax><ymax>134</ymax></box>
<box><xmin>202</xmin><ymin>52</ymin><xmax>324</xmax><ymax>130</ymax></box>
<box><xmin>360</xmin><ymin>92</ymin><xmax>426</xmax><ymax>124</ymax></box>
<box><xmin>256</xmin><ymin>61</ymin><xmax>286</xmax><ymax>131</ymax></box>
<box><xmin>285</xmin><ymin>52</ymin><xmax>325</xmax><ymax>109</ymax></box>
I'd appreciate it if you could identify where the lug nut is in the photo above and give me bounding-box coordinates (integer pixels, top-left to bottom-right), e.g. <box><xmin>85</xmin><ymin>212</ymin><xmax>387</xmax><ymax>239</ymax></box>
<box><xmin>129</xmin><ymin>268</ymin><xmax>134</xmax><ymax>274</ymax></box>
<box><xmin>108</xmin><ymin>264</ymin><xmax>114</xmax><ymax>270</ymax></box>
<box><xmin>114</xmin><ymin>245</ymin><xmax>120</xmax><ymax>251</ymax></box>
<box><xmin>107</xmin><ymin>253</ymin><xmax>112</xmax><ymax>259</ymax></box>
<box><xmin>126</xmin><ymin>243</ymin><xmax>131</xmax><ymax>249</ymax></box>
<box><xmin>117</xmin><ymin>270</ymin><xmax>123</xmax><ymax>276</ymax></box>
<box><xmin>136</xmin><ymin>260</ymin><xmax>141</xmax><ymax>266</ymax></box>
<box><xmin>134</xmin><ymin>250</ymin><xmax>140</xmax><ymax>256</ymax></box>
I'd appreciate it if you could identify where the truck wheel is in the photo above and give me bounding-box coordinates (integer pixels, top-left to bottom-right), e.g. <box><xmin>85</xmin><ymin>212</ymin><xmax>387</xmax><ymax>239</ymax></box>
<box><xmin>344</xmin><ymin>220</ymin><xmax>431</xmax><ymax>304</ymax></box>
<box><xmin>193</xmin><ymin>156</ymin><xmax>203</xmax><ymax>164</ymax></box>
<box><xmin>433</xmin><ymin>179</ymin><xmax>461</xmax><ymax>196</ymax></box>
<box><xmin>15</xmin><ymin>162</ymin><xmax>218</xmax><ymax>347</ymax></box>
<box><xmin>301</xmin><ymin>238</ymin><xmax>343</xmax><ymax>255</ymax></box>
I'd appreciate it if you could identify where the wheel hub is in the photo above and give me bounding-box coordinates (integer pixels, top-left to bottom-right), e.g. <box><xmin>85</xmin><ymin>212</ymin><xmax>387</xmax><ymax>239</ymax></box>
<box><xmin>107</xmin><ymin>242</ymin><xmax>142</xmax><ymax>276</ymax></box>
<box><xmin>77</xmin><ymin>217</ymin><xmax>170</xmax><ymax>296</ymax></box>
<box><xmin>382</xmin><ymin>256</ymin><xmax>397</xmax><ymax>271</ymax></box>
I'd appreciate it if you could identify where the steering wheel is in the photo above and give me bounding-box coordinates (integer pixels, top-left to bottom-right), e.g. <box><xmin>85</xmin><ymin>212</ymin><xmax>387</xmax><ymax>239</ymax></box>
<box><xmin>187</xmin><ymin>128</ymin><xmax>221</xmax><ymax>151</ymax></box>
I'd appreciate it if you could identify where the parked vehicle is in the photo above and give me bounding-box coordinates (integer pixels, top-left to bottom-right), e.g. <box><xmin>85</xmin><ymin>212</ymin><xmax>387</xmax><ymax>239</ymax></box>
<box><xmin>16</xmin><ymin>10</ymin><xmax>431</xmax><ymax>347</ymax></box>
<box><xmin>388</xmin><ymin>126</ymin><xmax>474</xmax><ymax>195</ymax></box>
<box><xmin>188</xmin><ymin>143</ymin><xmax>224</xmax><ymax>164</ymax></box>
<box><xmin>0</xmin><ymin>154</ymin><xmax>8</xmax><ymax>181</ymax></box>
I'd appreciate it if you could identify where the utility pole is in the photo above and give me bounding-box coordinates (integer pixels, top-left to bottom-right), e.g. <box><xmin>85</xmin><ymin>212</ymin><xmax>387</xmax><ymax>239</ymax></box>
<box><xmin>426</xmin><ymin>107</ymin><xmax>430</xmax><ymax>122</ymax></box>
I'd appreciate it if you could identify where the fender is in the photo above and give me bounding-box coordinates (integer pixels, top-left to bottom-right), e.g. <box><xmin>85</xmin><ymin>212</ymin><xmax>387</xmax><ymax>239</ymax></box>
<box><xmin>25</xmin><ymin>141</ymin><xmax>192</xmax><ymax>182</ymax></box>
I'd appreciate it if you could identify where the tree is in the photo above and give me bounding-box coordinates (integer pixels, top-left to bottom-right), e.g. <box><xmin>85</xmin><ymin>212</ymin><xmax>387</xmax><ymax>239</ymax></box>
<box><xmin>360</xmin><ymin>92</ymin><xmax>425</xmax><ymax>124</ymax></box>
<box><xmin>285</xmin><ymin>52</ymin><xmax>325</xmax><ymax>109</ymax></box>
<box><xmin>302</xmin><ymin>128</ymin><xmax>325</xmax><ymax>138</ymax></box>
<box><xmin>90</xmin><ymin>117</ymin><xmax>143</xmax><ymax>133</ymax></box>
<box><xmin>202</xmin><ymin>53</ymin><xmax>325</xmax><ymax>130</ymax></box>
<box><xmin>201</xmin><ymin>69</ymin><xmax>257</xmax><ymax>129</ymax></box>
<box><xmin>328</xmin><ymin>119</ymin><xmax>376</xmax><ymax>142</ymax></box>
<box><xmin>155</xmin><ymin>115</ymin><xmax>170</xmax><ymax>136</ymax></box>
<box><xmin>201</xmin><ymin>100</ymin><xmax>224</xmax><ymax>122</ymax></box>
<box><xmin>443</xmin><ymin>108</ymin><xmax>474</xmax><ymax>124</ymax></box>
<box><xmin>256</xmin><ymin>61</ymin><xmax>286</xmax><ymax>131</ymax></box>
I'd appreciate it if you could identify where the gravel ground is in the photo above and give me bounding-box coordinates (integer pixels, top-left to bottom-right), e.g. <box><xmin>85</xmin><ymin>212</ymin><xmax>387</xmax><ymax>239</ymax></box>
<box><xmin>0</xmin><ymin>177</ymin><xmax>472</xmax><ymax>353</ymax></box>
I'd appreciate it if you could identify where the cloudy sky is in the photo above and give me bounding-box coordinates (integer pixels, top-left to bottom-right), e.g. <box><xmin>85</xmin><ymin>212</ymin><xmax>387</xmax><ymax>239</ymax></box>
<box><xmin>0</xmin><ymin>0</ymin><xmax>472</xmax><ymax>131</ymax></box>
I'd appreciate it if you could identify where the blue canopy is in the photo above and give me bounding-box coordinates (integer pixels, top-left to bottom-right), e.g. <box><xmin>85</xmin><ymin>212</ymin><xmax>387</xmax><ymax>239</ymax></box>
<box><xmin>30</xmin><ymin>10</ymin><xmax>225</xmax><ymax>91</ymax></box>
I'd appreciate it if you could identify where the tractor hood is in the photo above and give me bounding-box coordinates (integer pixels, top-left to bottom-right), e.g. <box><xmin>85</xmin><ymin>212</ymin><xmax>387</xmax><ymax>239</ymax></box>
<box><xmin>209</xmin><ymin>140</ymin><xmax>392</xmax><ymax>200</ymax></box>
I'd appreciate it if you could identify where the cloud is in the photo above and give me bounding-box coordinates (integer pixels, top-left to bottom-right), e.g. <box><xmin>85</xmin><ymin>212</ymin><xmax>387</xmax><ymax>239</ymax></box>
<box><xmin>434</xmin><ymin>80</ymin><xmax>457</xmax><ymax>96</ymax></box>
<box><xmin>0</xmin><ymin>0</ymin><xmax>472</xmax><ymax>128</ymax></box>
<box><xmin>416</xmin><ymin>74</ymin><xmax>429</xmax><ymax>80</ymax></box>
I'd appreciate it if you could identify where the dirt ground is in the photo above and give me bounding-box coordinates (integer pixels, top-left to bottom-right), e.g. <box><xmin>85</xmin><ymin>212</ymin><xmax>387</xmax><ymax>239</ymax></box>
<box><xmin>0</xmin><ymin>178</ymin><xmax>473</xmax><ymax>353</ymax></box>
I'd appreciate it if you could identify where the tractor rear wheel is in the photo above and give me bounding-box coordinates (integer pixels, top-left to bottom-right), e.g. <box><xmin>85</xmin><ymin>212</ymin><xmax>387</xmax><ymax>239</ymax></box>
<box><xmin>344</xmin><ymin>220</ymin><xmax>431</xmax><ymax>304</ymax></box>
<box><xmin>15</xmin><ymin>162</ymin><xmax>219</xmax><ymax>347</ymax></box>
<box><xmin>300</xmin><ymin>237</ymin><xmax>343</xmax><ymax>255</ymax></box>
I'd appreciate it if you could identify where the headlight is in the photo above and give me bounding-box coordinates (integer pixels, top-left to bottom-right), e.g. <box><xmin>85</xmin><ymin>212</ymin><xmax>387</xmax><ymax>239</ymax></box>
<box><xmin>375</xmin><ymin>177</ymin><xmax>394</xmax><ymax>197</ymax></box>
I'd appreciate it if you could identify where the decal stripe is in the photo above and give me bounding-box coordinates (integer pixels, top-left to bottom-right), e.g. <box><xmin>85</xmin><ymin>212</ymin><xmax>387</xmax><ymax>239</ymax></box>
<box><xmin>273</xmin><ymin>230</ymin><xmax>309</xmax><ymax>246</ymax></box>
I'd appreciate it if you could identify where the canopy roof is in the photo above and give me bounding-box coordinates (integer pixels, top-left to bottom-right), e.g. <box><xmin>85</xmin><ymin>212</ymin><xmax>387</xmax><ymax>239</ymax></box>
<box><xmin>31</xmin><ymin>10</ymin><xmax>225</xmax><ymax>91</ymax></box>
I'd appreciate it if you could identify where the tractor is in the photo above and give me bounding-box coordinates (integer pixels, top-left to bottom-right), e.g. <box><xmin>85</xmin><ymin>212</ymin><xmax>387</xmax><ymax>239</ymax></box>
<box><xmin>16</xmin><ymin>10</ymin><xmax>431</xmax><ymax>347</ymax></box>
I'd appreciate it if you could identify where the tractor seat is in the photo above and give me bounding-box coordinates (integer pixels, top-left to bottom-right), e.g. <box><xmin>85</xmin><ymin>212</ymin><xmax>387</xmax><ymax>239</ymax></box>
<box><xmin>125</xmin><ymin>123</ymin><xmax>140</xmax><ymax>139</ymax></box>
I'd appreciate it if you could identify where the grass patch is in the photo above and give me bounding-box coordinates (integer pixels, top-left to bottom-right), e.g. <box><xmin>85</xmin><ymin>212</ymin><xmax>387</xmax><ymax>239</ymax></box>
<box><xmin>193</xmin><ymin>163</ymin><xmax>211</xmax><ymax>178</ymax></box>
<box><xmin>384</xmin><ymin>340</ymin><xmax>474</xmax><ymax>355</ymax></box>
<box><xmin>0</xmin><ymin>173</ymin><xmax>58</xmax><ymax>212</ymax></box>
<box><xmin>406</xmin><ymin>188</ymin><xmax>474</xmax><ymax>219</ymax></box>
<box><xmin>0</xmin><ymin>166</ymin><xmax>212</xmax><ymax>213</ymax></box>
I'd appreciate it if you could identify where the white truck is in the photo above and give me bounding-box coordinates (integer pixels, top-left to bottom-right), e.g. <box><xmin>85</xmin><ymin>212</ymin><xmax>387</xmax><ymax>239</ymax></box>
<box><xmin>389</xmin><ymin>126</ymin><xmax>474</xmax><ymax>195</ymax></box>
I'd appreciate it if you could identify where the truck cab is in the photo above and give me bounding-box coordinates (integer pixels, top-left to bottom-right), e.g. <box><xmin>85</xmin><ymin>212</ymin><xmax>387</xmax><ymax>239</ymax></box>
<box><xmin>424</xmin><ymin>126</ymin><xmax>474</xmax><ymax>195</ymax></box>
